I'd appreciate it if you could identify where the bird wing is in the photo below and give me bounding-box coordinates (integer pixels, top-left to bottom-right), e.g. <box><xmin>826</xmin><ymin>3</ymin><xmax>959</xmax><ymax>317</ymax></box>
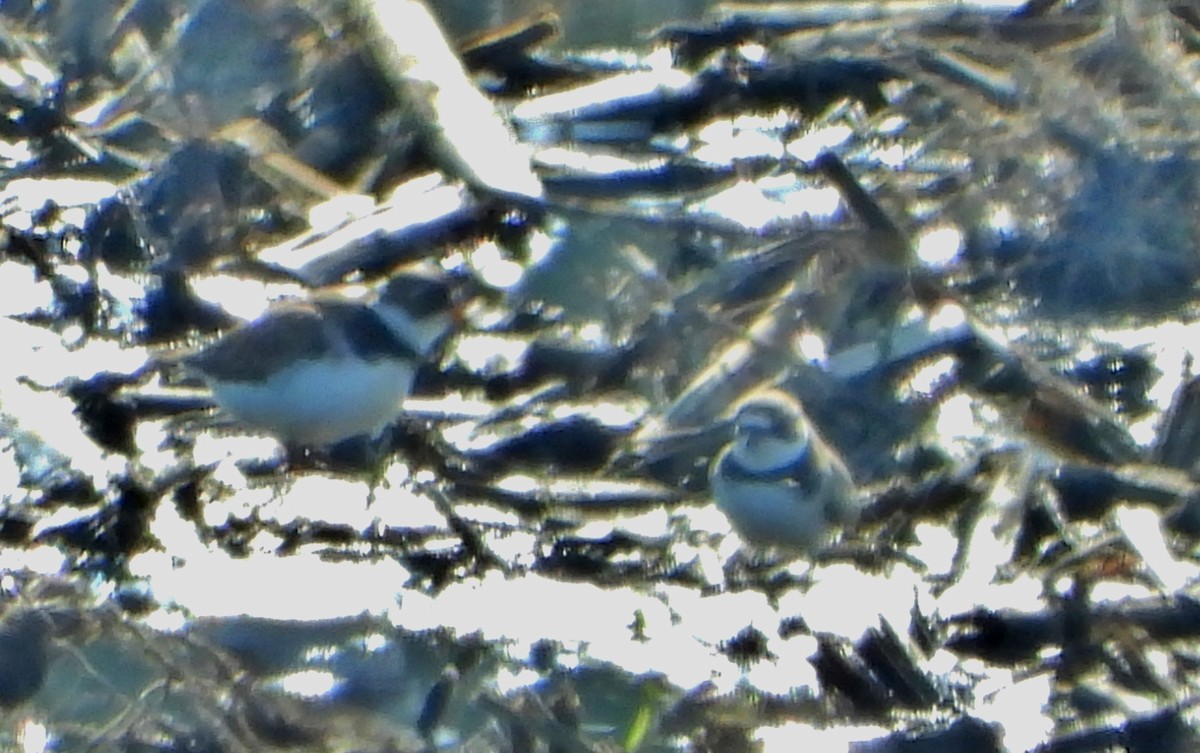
<box><xmin>184</xmin><ymin>303</ymin><xmax>333</xmax><ymax>382</ymax></box>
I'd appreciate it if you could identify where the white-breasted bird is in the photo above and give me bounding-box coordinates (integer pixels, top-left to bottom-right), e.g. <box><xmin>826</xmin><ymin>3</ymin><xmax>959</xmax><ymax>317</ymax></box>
<box><xmin>709</xmin><ymin>389</ymin><xmax>860</xmax><ymax>552</ymax></box>
<box><xmin>183</xmin><ymin>268</ymin><xmax>460</xmax><ymax>448</ymax></box>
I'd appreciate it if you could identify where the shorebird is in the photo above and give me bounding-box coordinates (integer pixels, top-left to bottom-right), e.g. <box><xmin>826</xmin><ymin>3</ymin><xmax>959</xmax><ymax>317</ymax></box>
<box><xmin>710</xmin><ymin>389</ymin><xmax>860</xmax><ymax>552</ymax></box>
<box><xmin>183</xmin><ymin>267</ymin><xmax>460</xmax><ymax>452</ymax></box>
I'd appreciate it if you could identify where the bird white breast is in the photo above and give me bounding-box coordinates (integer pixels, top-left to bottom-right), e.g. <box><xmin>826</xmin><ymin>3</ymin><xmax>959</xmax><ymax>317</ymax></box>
<box><xmin>207</xmin><ymin>356</ymin><xmax>416</xmax><ymax>445</ymax></box>
<box><xmin>710</xmin><ymin>458</ymin><xmax>833</xmax><ymax>550</ymax></box>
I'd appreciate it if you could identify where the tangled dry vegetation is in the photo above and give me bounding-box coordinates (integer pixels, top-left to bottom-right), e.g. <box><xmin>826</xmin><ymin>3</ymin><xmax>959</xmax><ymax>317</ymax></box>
<box><xmin>3</xmin><ymin>0</ymin><xmax>1200</xmax><ymax>751</ymax></box>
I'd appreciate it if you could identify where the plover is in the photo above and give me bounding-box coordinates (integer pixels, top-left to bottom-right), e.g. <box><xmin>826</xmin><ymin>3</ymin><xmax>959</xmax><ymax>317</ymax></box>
<box><xmin>183</xmin><ymin>268</ymin><xmax>460</xmax><ymax>449</ymax></box>
<box><xmin>709</xmin><ymin>389</ymin><xmax>860</xmax><ymax>552</ymax></box>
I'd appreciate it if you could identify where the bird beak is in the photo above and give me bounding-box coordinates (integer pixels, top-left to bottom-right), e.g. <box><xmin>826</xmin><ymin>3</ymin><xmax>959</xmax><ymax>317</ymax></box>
<box><xmin>734</xmin><ymin>412</ymin><xmax>773</xmax><ymax>436</ymax></box>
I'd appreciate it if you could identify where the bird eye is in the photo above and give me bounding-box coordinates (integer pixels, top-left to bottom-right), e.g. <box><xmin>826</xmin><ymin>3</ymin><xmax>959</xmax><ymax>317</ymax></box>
<box><xmin>734</xmin><ymin>406</ymin><xmax>782</xmax><ymax>437</ymax></box>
